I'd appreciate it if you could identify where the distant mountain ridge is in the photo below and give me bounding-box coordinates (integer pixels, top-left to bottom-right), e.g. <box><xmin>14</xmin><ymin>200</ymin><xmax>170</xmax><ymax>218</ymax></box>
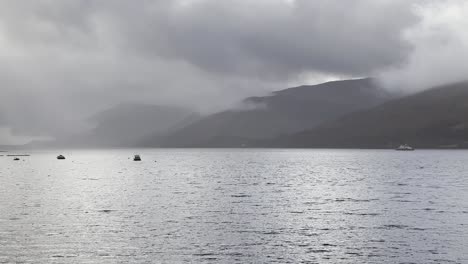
<box><xmin>27</xmin><ymin>77</ymin><xmax>468</xmax><ymax>149</ymax></box>
<box><xmin>149</xmin><ymin>78</ymin><xmax>396</xmax><ymax>147</ymax></box>
<box><xmin>272</xmin><ymin>81</ymin><xmax>468</xmax><ymax>149</ymax></box>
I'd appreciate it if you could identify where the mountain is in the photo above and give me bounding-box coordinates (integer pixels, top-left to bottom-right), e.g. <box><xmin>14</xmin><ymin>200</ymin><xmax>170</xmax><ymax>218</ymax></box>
<box><xmin>148</xmin><ymin>78</ymin><xmax>395</xmax><ymax>147</ymax></box>
<box><xmin>274</xmin><ymin>81</ymin><xmax>468</xmax><ymax>149</ymax></box>
<box><xmin>50</xmin><ymin>103</ymin><xmax>198</xmax><ymax>148</ymax></box>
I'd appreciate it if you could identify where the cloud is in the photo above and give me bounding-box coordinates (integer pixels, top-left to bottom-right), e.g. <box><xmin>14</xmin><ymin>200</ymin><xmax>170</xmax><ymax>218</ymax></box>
<box><xmin>0</xmin><ymin>0</ymin><xmax>446</xmax><ymax>142</ymax></box>
<box><xmin>137</xmin><ymin>0</ymin><xmax>418</xmax><ymax>78</ymax></box>
<box><xmin>379</xmin><ymin>0</ymin><xmax>468</xmax><ymax>92</ymax></box>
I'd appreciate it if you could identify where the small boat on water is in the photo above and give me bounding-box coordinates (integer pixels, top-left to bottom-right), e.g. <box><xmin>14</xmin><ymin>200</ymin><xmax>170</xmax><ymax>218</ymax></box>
<box><xmin>134</xmin><ymin>155</ymin><xmax>141</xmax><ymax>161</ymax></box>
<box><xmin>57</xmin><ymin>155</ymin><xmax>66</xmax><ymax>160</ymax></box>
<box><xmin>395</xmin><ymin>144</ymin><xmax>414</xmax><ymax>151</ymax></box>
<box><xmin>13</xmin><ymin>157</ymin><xmax>20</xmax><ymax>161</ymax></box>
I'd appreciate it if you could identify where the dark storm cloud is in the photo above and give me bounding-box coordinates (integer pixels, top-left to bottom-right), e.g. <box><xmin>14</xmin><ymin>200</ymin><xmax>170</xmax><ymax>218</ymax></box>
<box><xmin>150</xmin><ymin>0</ymin><xmax>418</xmax><ymax>78</ymax></box>
<box><xmin>0</xmin><ymin>0</ymin><xmax>459</xmax><ymax>143</ymax></box>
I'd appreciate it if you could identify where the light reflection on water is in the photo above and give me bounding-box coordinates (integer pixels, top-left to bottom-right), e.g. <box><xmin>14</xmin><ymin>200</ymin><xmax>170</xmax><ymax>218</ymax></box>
<box><xmin>1</xmin><ymin>149</ymin><xmax>468</xmax><ymax>263</ymax></box>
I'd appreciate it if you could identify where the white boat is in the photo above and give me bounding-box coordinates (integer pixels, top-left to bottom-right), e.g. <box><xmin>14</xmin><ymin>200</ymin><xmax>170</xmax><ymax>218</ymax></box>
<box><xmin>395</xmin><ymin>144</ymin><xmax>414</xmax><ymax>151</ymax></box>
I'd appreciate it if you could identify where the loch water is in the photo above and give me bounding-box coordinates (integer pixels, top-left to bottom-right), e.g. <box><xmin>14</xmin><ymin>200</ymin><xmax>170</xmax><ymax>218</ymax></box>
<box><xmin>1</xmin><ymin>149</ymin><xmax>467</xmax><ymax>263</ymax></box>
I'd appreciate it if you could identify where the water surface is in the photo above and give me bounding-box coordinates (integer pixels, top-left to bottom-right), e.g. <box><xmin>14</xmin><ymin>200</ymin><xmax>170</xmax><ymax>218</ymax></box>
<box><xmin>1</xmin><ymin>149</ymin><xmax>467</xmax><ymax>263</ymax></box>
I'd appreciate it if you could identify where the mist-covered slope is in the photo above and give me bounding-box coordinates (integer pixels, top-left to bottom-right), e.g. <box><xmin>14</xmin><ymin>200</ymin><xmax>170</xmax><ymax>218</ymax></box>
<box><xmin>274</xmin><ymin>81</ymin><xmax>468</xmax><ymax>148</ymax></box>
<box><xmin>149</xmin><ymin>78</ymin><xmax>395</xmax><ymax>147</ymax></box>
<box><xmin>52</xmin><ymin>103</ymin><xmax>197</xmax><ymax>147</ymax></box>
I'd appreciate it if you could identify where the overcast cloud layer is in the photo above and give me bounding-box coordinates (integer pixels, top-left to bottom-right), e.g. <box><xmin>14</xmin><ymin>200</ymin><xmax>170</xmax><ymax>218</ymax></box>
<box><xmin>0</xmin><ymin>0</ymin><xmax>467</xmax><ymax>143</ymax></box>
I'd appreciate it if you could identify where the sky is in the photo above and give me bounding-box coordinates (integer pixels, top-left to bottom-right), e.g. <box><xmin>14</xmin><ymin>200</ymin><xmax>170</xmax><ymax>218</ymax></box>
<box><xmin>0</xmin><ymin>0</ymin><xmax>467</xmax><ymax>144</ymax></box>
